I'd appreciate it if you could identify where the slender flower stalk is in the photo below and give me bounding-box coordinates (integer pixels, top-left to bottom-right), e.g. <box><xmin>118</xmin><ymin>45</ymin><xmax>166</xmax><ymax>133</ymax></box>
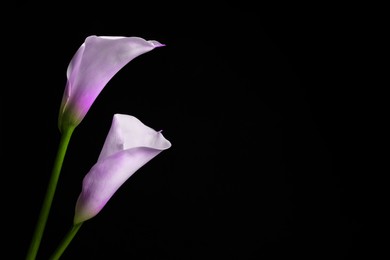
<box><xmin>25</xmin><ymin>126</ymin><xmax>75</xmax><ymax>260</ymax></box>
<box><xmin>49</xmin><ymin>223</ymin><xmax>83</xmax><ymax>260</ymax></box>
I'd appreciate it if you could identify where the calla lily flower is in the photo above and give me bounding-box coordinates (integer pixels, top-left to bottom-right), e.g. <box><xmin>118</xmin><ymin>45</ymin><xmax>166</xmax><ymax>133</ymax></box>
<box><xmin>58</xmin><ymin>36</ymin><xmax>164</xmax><ymax>132</ymax></box>
<box><xmin>74</xmin><ymin>114</ymin><xmax>171</xmax><ymax>224</ymax></box>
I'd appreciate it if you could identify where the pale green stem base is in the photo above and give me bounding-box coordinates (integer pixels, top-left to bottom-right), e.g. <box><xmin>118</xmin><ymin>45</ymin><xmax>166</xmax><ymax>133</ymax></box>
<box><xmin>49</xmin><ymin>222</ymin><xmax>83</xmax><ymax>260</ymax></box>
<box><xmin>25</xmin><ymin>126</ymin><xmax>75</xmax><ymax>260</ymax></box>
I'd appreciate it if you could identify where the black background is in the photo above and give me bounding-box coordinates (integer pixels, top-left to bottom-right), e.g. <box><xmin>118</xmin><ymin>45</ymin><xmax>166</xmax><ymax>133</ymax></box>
<box><xmin>3</xmin><ymin>3</ymin><xmax>372</xmax><ymax>260</ymax></box>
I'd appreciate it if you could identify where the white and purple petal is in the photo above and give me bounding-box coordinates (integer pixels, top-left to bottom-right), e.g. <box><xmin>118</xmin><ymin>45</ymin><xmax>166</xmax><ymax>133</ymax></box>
<box><xmin>74</xmin><ymin>114</ymin><xmax>171</xmax><ymax>224</ymax></box>
<box><xmin>58</xmin><ymin>36</ymin><xmax>164</xmax><ymax>132</ymax></box>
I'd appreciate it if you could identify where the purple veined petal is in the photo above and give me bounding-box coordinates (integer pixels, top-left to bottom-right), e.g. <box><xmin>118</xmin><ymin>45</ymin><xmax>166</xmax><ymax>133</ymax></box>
<box><xmin>58</xmin><ymin>36</ymin><xmax>165</xmax><ymax>132</ymax></box>
<box><xmin>74</xmin><ymin>114</ymin><xmax>171</xmax><ymax>224</ymax></box>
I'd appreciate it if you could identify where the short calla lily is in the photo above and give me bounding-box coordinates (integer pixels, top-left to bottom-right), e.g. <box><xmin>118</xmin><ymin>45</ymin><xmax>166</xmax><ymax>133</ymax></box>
<box><xmin>58</xmin><ymin>36</ymin><xmax>164</xmax><ymax>132</ymax></box>
<box><xmin>74</xmin><ymin>114</ymin><xmax>171</xmax><ymax>224</ymax></box>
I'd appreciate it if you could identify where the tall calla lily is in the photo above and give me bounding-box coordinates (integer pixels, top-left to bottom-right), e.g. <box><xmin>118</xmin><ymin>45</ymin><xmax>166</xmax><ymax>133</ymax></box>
<box><xmin>74</xmin><ymin>114</ymin><xmax>171</xmax><ymax>224</ymax></box>
<box><xmin>58</xmin><ymin>36</ymin><xmax>164</xmax><ymax>132</ymax></box>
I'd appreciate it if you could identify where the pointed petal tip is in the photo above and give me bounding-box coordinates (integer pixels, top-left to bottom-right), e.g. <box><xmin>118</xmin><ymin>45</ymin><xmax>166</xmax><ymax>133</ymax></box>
<box><xmin>149</xmin><ymin>40</ymin><xmax>166</xmax><ymax>48</ymax></box>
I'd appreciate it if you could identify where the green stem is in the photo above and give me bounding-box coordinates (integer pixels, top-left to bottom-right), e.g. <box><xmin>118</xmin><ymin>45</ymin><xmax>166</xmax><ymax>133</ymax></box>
<box><xmin>25</xmin><ymin>126</ymin><xmax>75</xmax><ymax>260</ymax></box>
<box><xmin>49</xmin><ymin>223</ymin><xmax>83</xmax><ymax>260</ymax></box>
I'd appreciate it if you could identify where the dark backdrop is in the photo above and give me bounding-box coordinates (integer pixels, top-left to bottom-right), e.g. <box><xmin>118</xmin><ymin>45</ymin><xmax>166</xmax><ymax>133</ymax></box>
<box><xmin>3</xmin><ymin>3</ymin><xmax>368</xmax><ymax>260</ymax></box>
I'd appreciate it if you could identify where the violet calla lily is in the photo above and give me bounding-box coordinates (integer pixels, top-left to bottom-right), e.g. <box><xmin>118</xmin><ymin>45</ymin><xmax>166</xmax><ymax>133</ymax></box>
<box><xmin>58</xmin><ymin>36</ymin><xmax>164</xmax><ymax>132</ymax></box>
<box><xmin>74</xmin><ymin>114</ymin><xmax>171</xmax><ymax>224</ymax></box>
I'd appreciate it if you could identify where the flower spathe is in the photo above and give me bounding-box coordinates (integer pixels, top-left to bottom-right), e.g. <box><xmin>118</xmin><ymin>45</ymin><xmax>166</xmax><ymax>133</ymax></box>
<box><xmin>58</xmin><ymin>36</ymin><xmax>164</xmax><ymax>132</ymax></box>
<box><xmin>74</xmin><ymin>114</ymin><xmax>171</xmax><ymax>224</ymax></box>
